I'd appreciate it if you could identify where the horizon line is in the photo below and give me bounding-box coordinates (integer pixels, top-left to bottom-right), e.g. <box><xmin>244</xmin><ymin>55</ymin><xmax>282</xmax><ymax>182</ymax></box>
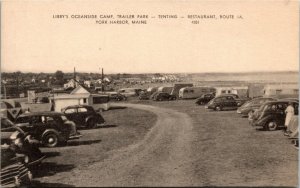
<box><xmin>1</xmin><ymin>70</ymin><xmax>298</xmax><ymax>75</ymax></box>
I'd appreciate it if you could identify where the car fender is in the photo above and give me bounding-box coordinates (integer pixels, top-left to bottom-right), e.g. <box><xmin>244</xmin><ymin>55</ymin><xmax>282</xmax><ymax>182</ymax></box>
<box><xmin>257</xmin><ymin>115</ymin><xmax>273</xmax><ymax>127</ymax></box>
<box><xmin>85</xmin><ymin>115</ymin><xmax>95</xmax><ymax>123</ymax></box>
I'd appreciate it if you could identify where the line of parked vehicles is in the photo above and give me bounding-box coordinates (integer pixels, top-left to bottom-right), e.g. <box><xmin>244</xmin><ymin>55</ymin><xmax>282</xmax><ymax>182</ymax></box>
<box><xmin>195</xmin><ymin>93</ymin><xmax>299</xmax><ymax>148</ymax></box>
<box><xmin>1</xmin><ymin>104</ymin><xmax>106</xmax><ymax>187</ymax></box>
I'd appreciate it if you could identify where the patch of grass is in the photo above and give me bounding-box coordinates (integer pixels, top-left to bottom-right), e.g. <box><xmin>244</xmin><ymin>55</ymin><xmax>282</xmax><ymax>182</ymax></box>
<box><xmin>40</xmin><ymin>107</ymin><xmax>157</xmax><ymax>169</ymax></box>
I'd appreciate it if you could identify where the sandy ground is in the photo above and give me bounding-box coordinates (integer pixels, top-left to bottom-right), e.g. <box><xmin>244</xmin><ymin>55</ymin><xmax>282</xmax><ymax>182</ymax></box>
<box><xmin>32</xmin><ymin>101</ymin><xmax>298</xmax><ymax>187</ymax></box>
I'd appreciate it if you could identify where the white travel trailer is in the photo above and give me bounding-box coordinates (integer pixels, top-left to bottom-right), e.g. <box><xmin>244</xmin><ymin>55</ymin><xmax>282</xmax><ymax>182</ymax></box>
<box><xmin>178</xmin><ymin>87</ymin><xmax>216</xmax><ymax>99</ymax></box>
<box><xmin>215</xmin><ymin>86</ymin><xmax>248</xmax><ymax>97</ymax></box>
<box><xmin>157</xmin><ymin>86</ymin><xmax>173</xmax><ymax>94</ymax></box>
<box><xmin>263</xmin><ymin>84</ymin><xmax>298</xmax><ymax>98</ymax></box>
<box><xmin>118</xmin><ymin>88</ymin><xmax>141</xmax><ymax>97</ymax></box>
<box><xmin>171</xmin><ymin>83</ymin><xmax>193</xmax><ymax>98</ymax></box>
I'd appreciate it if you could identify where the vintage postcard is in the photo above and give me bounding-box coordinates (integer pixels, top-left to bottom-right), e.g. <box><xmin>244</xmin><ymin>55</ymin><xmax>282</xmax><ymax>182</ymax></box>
<box><xmin>1</xmin><ymin>0</ymin><xmax>298</xmax><ymax>187</ymax></box>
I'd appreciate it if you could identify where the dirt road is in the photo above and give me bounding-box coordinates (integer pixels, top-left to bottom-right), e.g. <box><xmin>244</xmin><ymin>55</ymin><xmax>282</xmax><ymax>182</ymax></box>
<box><xmin>65</xmin><ymin>103</ymin><xmax>196</xmax><ymax>186</ymax></box>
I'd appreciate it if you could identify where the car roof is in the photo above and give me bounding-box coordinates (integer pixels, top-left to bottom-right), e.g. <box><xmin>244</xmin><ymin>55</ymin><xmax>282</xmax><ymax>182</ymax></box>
<box><xmin>64</xmin><ymin>105</ymin><xmax>93</xmax><ymax>108</ymax></box>
<box><xmin>217</xmin><ymin>94</ymin><xmax>238</xmax><ymax>97</ymax></box>
<box><xmin>264</xmin><ymin>100</ymin><xmax>298</xmax><ymax>105</ymax></box>
<box><xmin>277</xmin><ymin>98</ymin><xmax>299</xmax><ymax>102</ymax></box>
<box><xmin>18</xmin><ymin>111</ymin><xmax>64</xmax><ymax>117</ymax></box>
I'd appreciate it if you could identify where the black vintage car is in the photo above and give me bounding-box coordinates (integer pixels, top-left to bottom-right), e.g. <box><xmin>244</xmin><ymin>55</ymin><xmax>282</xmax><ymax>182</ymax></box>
<box><xmin>14</xmin><ymin>112</ymin><xmax>81</xmax><ymax>147</ymax></box>
<box><xmin>252</xmin><ymin>100</ymin><xmax>299</xmax><ymax>131</ymax></box>
<box><xmin>1</xmin><ymin>146</ymin><xmax>32</xmax><ymax>187</ymax></box>
<box><xmin>205</xmin><ymin>94</ymin><xmax>250</xmax><ymax>111</ymax></box>
<box><xmin>62</xmin><ymin>105</ymin><xmax>105</xmax><ymax>129</ymax></box>
<box><xmin>237</xmin><ymin>97</ymin><xmax>276</xmax><ymax>117</ymax></box>
<box><xmin>108</xmin><ymin>92</ymin><xmax>127</xmax><ymax>101</ymax></box>
<box><xmin>205</xmin><ymin>94</ymin><xmax>239</xmax><ymax>111</ymax></box>
<box><xmin>153</xmin><ymin>92</ymin><xmax>177</xmax><ymax>101</ymax></box>
<box><xmin>195</xmin><ymin>93</ymin><xmax>215</xmax><ymax>105</ymax></box>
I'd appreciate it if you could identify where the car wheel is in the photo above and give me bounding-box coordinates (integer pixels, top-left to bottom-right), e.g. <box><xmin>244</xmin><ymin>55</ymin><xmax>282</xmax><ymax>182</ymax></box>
<box><xmin>87</xmin><ymin>119</ymin><xmax>97</xmax><ymax>129</ymax></box>
<box><xmin>43</xmin><ymin>133</ymin><xmax>59</xmax><ymax>147</ymax></box>
<box><xmin>265</xmin><ymin>120</ymin><xmax>278</xmax><ymax>131</ymax></box>
<box><xmin>215</xmin><ymin>106</ymin><xmax>222</xmax><ymax>111</ymax></box>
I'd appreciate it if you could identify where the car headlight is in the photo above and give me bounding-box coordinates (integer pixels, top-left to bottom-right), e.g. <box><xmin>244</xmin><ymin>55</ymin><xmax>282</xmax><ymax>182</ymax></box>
<box><xmin>24</xmin><ymin>155</ymin><xmax>29</xmax><ymax>164</ymax></box>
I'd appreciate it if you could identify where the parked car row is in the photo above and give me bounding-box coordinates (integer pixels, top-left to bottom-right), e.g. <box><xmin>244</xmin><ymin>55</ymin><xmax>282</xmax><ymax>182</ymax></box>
<box><xmin>203</xmin><ymin>94</ymin><xmax>250</xmax><ymax>111</ymax></box>
<box><xmin>138</xmin><ymin>91</ymin><xmax>177</xmax><ymax>101</ymax></box>
<box><xmin>200</xmin><ymin>93</ymin><xmax>299</xmax><ymax>148</ymax></box>
<box><xmin>1</xmin><ymin>104</ymin><xmax>107</xmax><ymax>187</ymax></box>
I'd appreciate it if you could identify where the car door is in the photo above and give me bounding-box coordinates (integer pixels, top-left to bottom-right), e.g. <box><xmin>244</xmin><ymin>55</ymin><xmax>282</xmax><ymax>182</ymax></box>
<box><xmin>30</xmin><ymin>115</ymin><xmax>46</xmax><ymax>139</ymax></box>
<box><xmin>276</xmin><ymin>103</ymin><xmax>286</xmax><ymax>126</ymax></box>
<box><xmin>77</xmin><ymin>107</ymin><xmax>89</xmax><ymax>125</ymax></box>
<box><xmin>225</xmin><ymin>96</ymin><xmax>235</xmax><ymax>109</ymax></box>
<box><xmin>293</xmin><ymin>102</ymin><xmax>299</xmax><ymax>115</ymax></box>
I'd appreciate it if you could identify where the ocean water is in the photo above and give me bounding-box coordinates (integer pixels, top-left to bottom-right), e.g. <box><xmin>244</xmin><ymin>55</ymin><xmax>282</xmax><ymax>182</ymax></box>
<box><xmin>184</xmin><ymin>72</ymin><xmax>298</xmax><ymax>84</ymax></box>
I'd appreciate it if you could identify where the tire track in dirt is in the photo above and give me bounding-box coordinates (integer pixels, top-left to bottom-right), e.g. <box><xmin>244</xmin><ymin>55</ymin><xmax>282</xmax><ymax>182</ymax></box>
<box><xmin>67</xmin><ymin>103</ymin><xmax>196</xmax><ymax>186</ymax></box>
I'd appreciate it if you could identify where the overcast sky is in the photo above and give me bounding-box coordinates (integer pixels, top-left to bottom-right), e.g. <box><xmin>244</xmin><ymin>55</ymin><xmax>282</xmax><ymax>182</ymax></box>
<box><xmin>1</xmin><ymin>0</ymin><xmax>298</xmax><ymax>74</ymax></box>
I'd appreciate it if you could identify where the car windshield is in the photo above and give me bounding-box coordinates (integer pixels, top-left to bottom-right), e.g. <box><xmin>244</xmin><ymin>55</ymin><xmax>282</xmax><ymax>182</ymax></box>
<box><xmin>258</xmin><ymin>103</ymin><xmax>267</xmax><ymax>111</ymax></box>
<box><xmin>242</xmin><ymin>101</ymin><xmax>252</xmax><ymax>107</ymax></box>
<box><xmin>263</xmin><ymin>104</ymin><xmax>272</xmax><ymax>111</ymax></box>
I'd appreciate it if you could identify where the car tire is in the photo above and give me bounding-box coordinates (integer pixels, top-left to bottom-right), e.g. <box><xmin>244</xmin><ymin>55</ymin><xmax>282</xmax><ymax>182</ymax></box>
<box><xmin>87</xmin><ymin>119</ymin><xmax>97</xmax><ymax>129</ymax></box>
<box><xmin>43</xmin><ymin>133</ymin><xmax>59</xmax><ymax>147</ymax></box>
<box><xmin>265</xmin><ymin>120</ymin><xmax>278</xmax><ymax>131</ymax></box>
<box><xmin>215</xmin><ymin>106</ymin><xmax>222</xmax><ymax>111</ymax></box>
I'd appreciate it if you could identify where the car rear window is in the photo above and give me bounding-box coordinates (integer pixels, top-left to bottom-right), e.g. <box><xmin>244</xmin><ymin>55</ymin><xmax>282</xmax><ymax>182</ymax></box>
<box><xmin>65</xmin><ymin>108</ymin><xmax>76</xmax><ymax>114</ymax></box>
<box><xmin>78</xmin><ymin>107</ymin><xmax>88</xmax><ymax>112</ymax></box>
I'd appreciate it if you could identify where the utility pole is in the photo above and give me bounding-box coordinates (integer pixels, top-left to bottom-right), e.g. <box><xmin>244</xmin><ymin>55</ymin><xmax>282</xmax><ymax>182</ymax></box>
<box><xmin>101</xmin><ymin>68</ymin><xmax>104</xmax><ymax>92</ymax></box>
<box><xmin>16</xmin><ymin>73</ymin><xmax>19</xmax><ymax>98</ymax></box>
<box><xmin>2</xmin><ymin>81</ymin><xmax>6</xmax><ymax>99</ymax></box>
<box><xmin>74</xmin><ymin>67</ymin><xmax>76</xmax><ymax>81</ymax></box>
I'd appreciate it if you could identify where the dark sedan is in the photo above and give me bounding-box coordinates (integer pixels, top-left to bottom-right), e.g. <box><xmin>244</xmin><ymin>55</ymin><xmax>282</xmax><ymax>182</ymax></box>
<box><xmin>237</xmin><ymin>97</ymin><xmax>276</xmax><ymax>117</ymax></box>
<box><xmin>62</xmin><ymin>105</ymin><xmax>105</xmax><ymax>129</ymax></box>
<box><xmin>195</xmin><ymin>93</ymin><xmax>215</xmax><ymax>105</ymax></box>
<box><xmin>252</xmin><ymin>100</ymin><xmax>299</xmax><ymax>130</ymax></box>
<box><xmin>153</xmin><ymin>92</ymin><xmax>176</xmax><ymax>101</ymax></box>
<box><xmin>15</xmin><ymin>112</ymin><xmax>81</xmax><ymax>147</ymax></box>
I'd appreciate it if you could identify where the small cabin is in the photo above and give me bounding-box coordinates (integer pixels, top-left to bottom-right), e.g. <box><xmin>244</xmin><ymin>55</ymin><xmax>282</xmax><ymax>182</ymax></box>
<box><xmin>51</xmin><ymin>85</ymin><xmax>110</xmax><ymax>112</ymax></box>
